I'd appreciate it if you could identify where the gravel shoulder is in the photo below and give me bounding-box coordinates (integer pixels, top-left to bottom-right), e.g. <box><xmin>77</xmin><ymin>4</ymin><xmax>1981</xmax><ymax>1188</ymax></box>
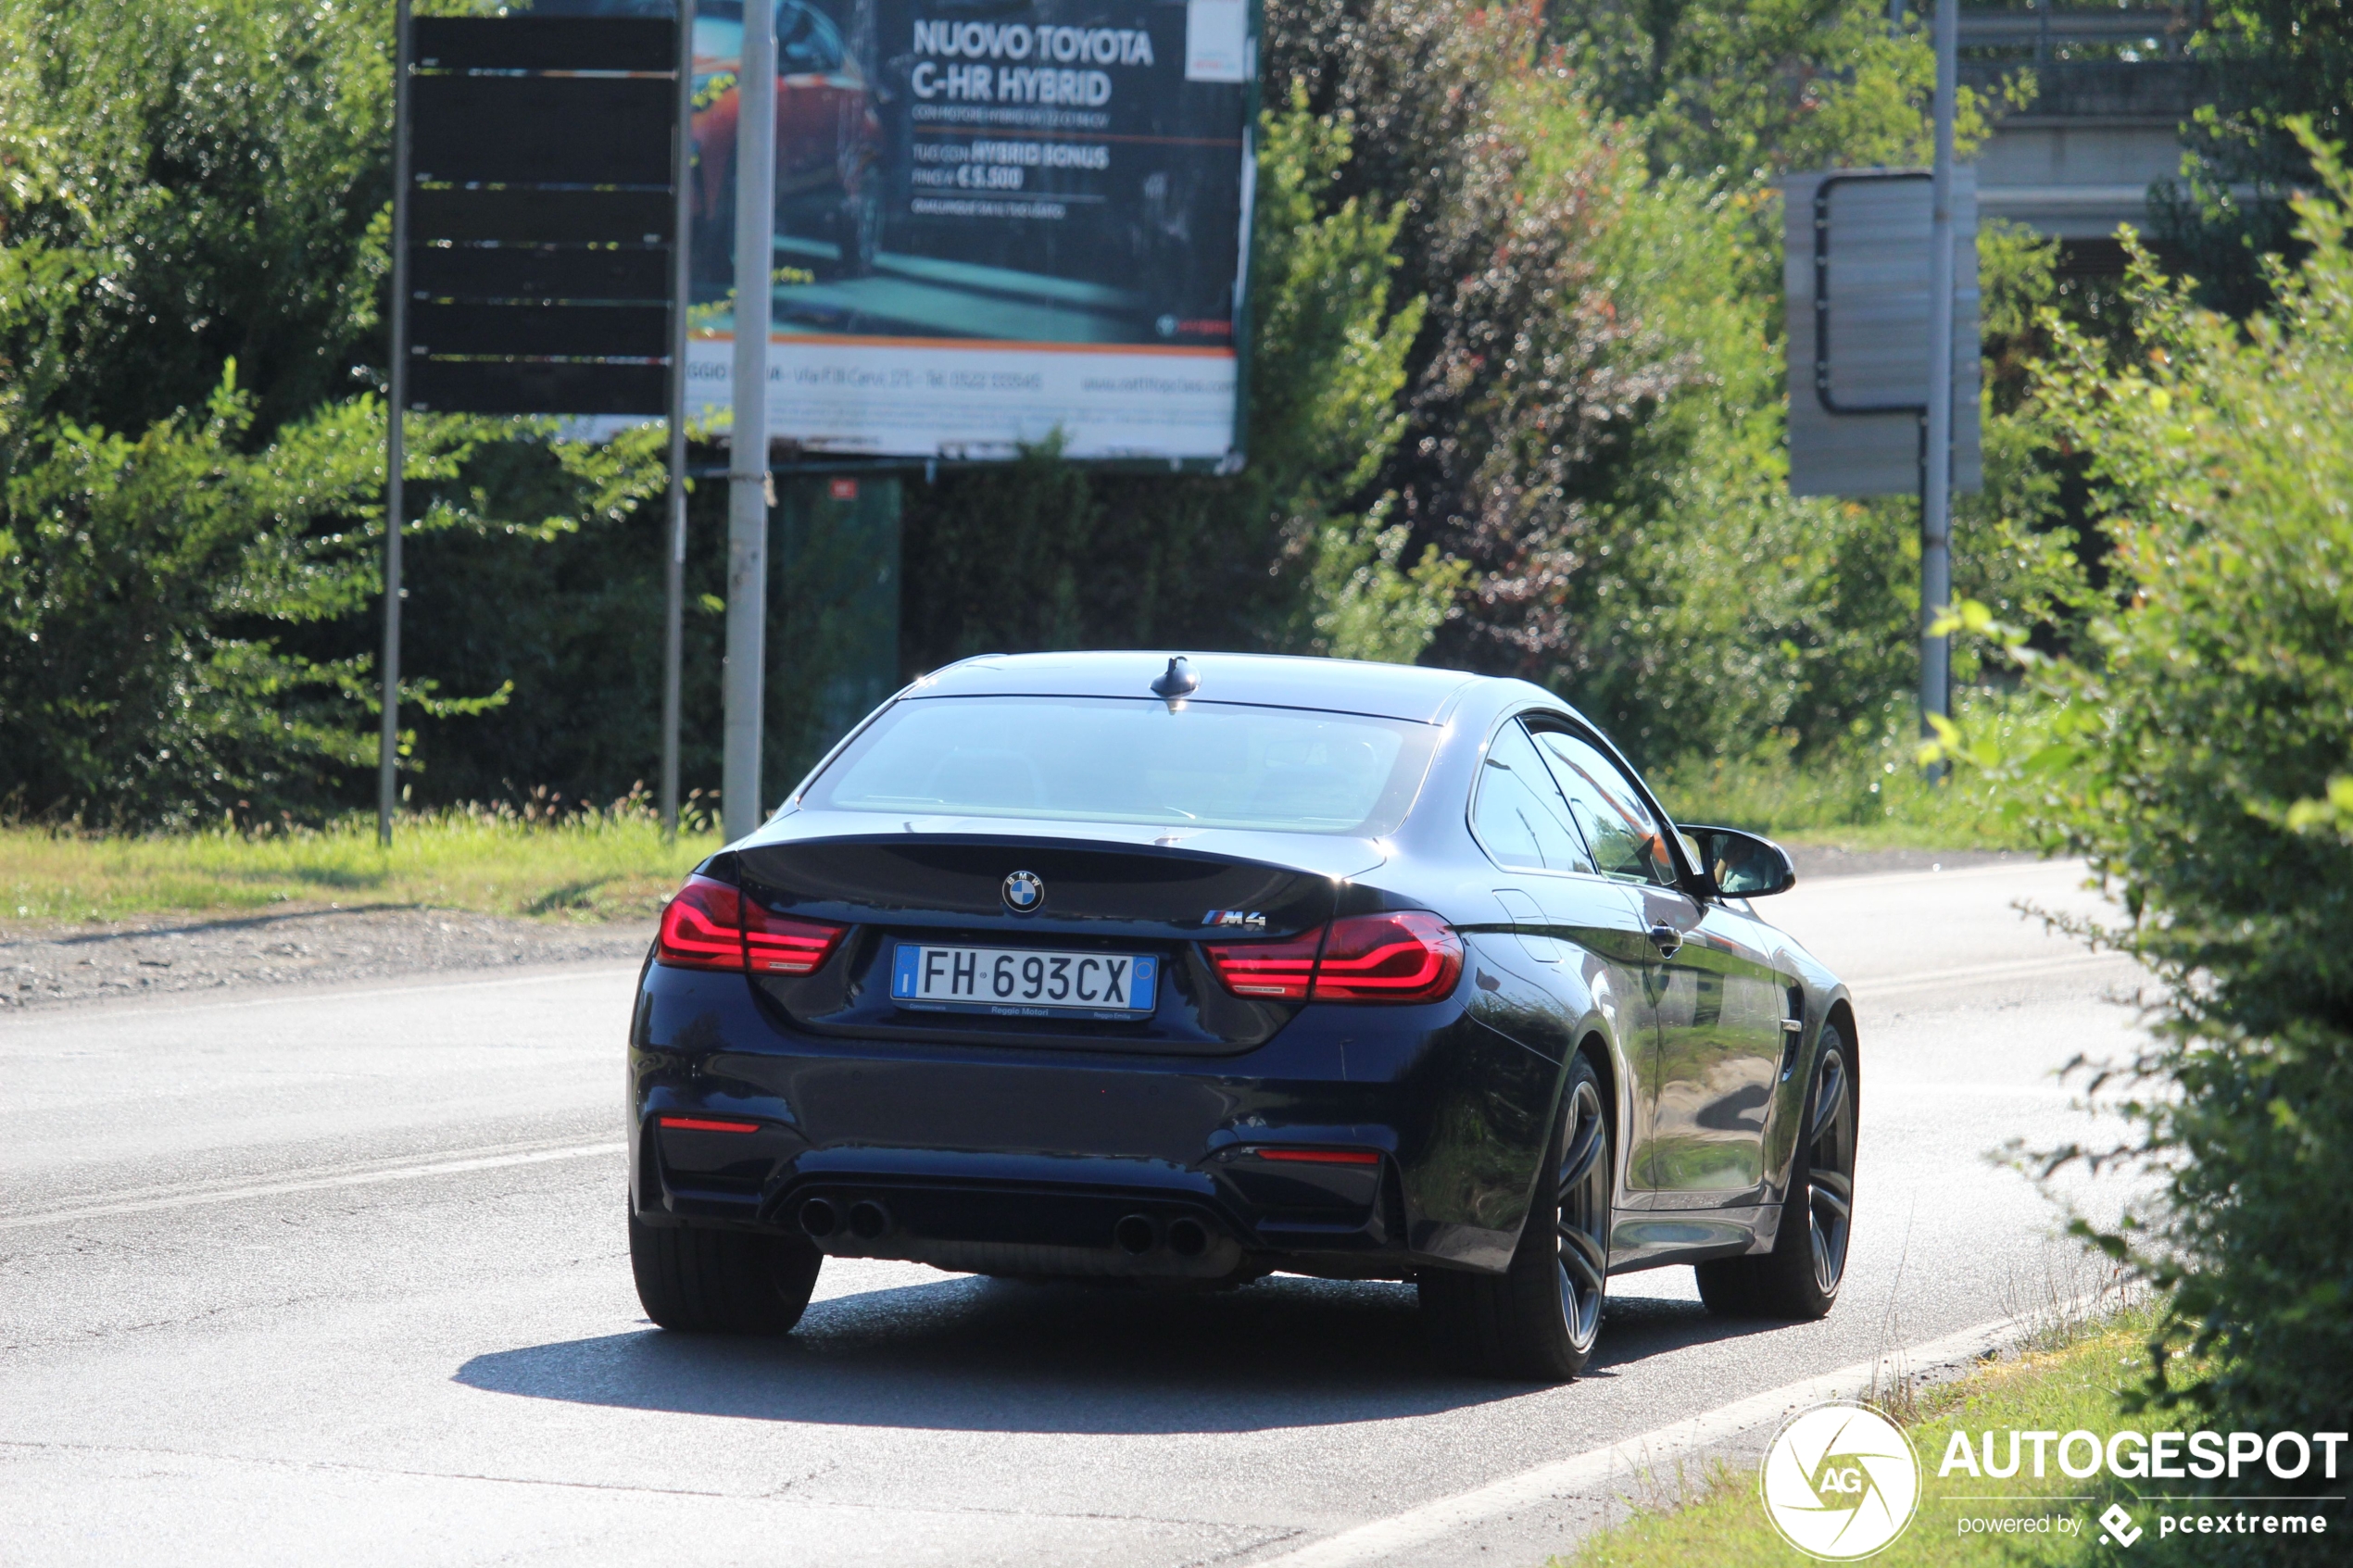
<box><xmin>0</xmin><ymin>904</ymin><xmax>650</xmax><ymax>1013</ymax></box>
<box><xmin>0</xmin><ymin>847</ymin><xmax>2033</xmax><ymax>1013</ymax></box>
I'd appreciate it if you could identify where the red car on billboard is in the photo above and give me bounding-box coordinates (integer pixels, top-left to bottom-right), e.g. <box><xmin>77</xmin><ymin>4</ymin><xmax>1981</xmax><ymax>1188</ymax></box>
<box><xmin>692</xmin><ymin>0</ymin><xmax>884</xmax><ymax>282</ymax></box>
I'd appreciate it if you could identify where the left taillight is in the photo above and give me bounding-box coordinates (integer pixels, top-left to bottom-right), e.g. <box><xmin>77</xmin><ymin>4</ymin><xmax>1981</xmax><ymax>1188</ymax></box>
<box><xmin>656</xmin><ymin>875</ymin><xmax>744</xmax><ymax>971</ymax></box>
<box><xmin>655</xmin><ymin>874</ymin><xmax>844</xmax><ymax>976</ymax></box>
<box><xmin>743</xmin><ymin>900</ymin><xmax>844</xmax><ymax>975</ymax></box>
<box><xmin>1201</xmin><ymin>927</ymin><xmax>1321</xmax><ymax>999</ymax></box>
<box><xmin>1202</xmin><ymin>910</ymin><xmax>1464</xmax><ymax>1006</ymax></box>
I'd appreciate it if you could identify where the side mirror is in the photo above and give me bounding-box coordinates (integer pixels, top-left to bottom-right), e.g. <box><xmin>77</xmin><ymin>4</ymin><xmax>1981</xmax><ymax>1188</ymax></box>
<box><xmin>1682</xmin><ymin>824</ymin><xmax>1797</xmax><ymax>898</ymax></box>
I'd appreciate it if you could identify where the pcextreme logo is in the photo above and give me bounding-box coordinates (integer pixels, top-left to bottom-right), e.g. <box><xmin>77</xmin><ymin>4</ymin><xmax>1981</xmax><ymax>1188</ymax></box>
<box><xmin>2098</xmin><ymin>1503</ymin><xmax>2145</xmax><ymax>1548</ymax></box>
<box><xmin>1759</xmin><ymin>1401</ymin><xmax>1923</xmax><ymax>1560</ymax></box>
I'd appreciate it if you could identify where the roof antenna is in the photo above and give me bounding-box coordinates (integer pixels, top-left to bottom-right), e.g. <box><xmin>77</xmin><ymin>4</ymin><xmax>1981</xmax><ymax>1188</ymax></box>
<box><xmin>1151</xmin><ymin>656</ymin><xmax>1199</xmax><ymax>700</ymax></box>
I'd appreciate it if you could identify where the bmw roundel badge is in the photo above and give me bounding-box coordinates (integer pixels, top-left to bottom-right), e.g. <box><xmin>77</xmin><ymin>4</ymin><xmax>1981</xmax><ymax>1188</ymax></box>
<box><xmin>1001</xmin><ymin>870</ymin><xmax>1044</xmax><ymax>913</ymax></box>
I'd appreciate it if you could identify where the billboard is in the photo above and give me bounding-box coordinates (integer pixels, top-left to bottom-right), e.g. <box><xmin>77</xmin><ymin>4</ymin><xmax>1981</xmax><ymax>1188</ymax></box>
<box><xmin>677</xmin><ymin>0</ymin><xmax>1256</xmax><ymax>462</ymax></box>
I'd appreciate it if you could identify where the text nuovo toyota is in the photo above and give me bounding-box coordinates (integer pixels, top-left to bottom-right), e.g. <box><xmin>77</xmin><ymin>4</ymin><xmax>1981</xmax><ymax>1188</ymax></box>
<box><xmin>628</xmin><ymin>652</ymin><xmax>1856</xmax><ymax>1378</ymax></box>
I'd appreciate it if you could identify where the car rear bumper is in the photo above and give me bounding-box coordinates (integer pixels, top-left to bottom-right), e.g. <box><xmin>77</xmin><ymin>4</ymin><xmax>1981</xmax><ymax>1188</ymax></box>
<box><xmin>628</xmin><ymin>960</ymin><xmax>1562</xmax><ymax>1279</ymax></box>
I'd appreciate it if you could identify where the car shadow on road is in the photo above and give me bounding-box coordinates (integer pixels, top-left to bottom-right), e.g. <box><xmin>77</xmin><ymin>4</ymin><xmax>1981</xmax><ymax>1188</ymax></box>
<box><xmin>454</xmin><ymin>1273</ymin><xmax>1789</xmax><ymax>1434</ymax></box>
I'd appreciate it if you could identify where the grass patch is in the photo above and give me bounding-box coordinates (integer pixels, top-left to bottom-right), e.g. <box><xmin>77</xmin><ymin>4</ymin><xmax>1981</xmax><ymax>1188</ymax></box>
<box><xmin>0</xmin><ymin>806</ymin><xmax>723</xmax><ymax>926</ymax></box>
<box><xmin>1554</xmin><ymin>1304</ymin><xmax>2273</xmax><ymax>1568</ymax></box>
<box><xmin>1652</xmin><ymin>752</ymin><xmax>2025</xmax><ymax>852</ymax></box>
<box><xmin>1652</xmin><ymin>706</ymin><xmax>2041</xmax><ymax>853</ymax></box>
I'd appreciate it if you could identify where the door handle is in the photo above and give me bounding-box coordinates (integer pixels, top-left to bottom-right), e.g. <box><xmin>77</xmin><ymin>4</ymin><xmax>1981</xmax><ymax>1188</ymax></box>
<box><xmin>1647</xmin><ymin>922</ymin><xmax>1682</xmax><ymax>958</ymax></box>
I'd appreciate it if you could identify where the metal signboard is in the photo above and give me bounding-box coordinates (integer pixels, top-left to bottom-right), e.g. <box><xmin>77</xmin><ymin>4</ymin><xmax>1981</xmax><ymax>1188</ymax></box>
<box><xmin>682</xmin><ymin>0</ymin><xmax>1257</xmax><ymax>464</ymax></box>
<box><xmin>400</xmin><ymin>16</ymin><xmax>681</xmax><ymax>417</ymax></box>
<box><xmin>1782</xmin><ymin>168</ymin><xmax>1982</xmax><ymax>497</ymax></box>
<box><xmin>382</xmin><ymin>7</ymin><xmax>696</xmax><ymax>844</ymax></box>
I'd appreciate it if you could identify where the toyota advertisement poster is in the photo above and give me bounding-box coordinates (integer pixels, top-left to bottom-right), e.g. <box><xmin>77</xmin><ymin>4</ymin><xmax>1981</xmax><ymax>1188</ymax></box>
<box><xmin>682</xmin><ymin>0</ymin><xmax>1255</xmax><ymax>461</ymax></box>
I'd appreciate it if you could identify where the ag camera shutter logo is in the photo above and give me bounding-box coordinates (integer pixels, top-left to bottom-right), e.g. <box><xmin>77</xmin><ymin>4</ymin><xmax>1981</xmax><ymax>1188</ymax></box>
<box><xmin>1759</xmin><ymin>1401</ymin><xmax>1922</xmax><ymax>1560</ymax></box>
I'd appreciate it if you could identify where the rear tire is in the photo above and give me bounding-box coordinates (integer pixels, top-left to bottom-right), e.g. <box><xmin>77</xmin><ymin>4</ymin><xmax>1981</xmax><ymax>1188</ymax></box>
<box><xmin>1696</xmin><ymin>1022</ymin><xmax>1856</xmax><ymax>1321</ymax></box>
<box><xmin>1421</xmin><ymin>1054</ymin><xmax>1612</xmax><ymax>1380</ymax></box>
<box><xmin>629</xmin><ymin>1204</ymin><xmax>823</xmax><ymax>1334</ymax></box>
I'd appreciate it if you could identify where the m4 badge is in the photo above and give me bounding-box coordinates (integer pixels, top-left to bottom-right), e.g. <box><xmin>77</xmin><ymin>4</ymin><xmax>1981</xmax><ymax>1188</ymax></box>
<box><xmin>1202</xmin><ymin>909</ymin><xmax>1266</xmax><ymax>929</ymax></box>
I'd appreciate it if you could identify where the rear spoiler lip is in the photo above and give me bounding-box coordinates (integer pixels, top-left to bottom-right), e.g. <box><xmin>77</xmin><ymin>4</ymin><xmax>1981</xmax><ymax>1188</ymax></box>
<box><xmin>736</xmin><ymin>814</ymin><xmax>1390</xmax><ymax>884</ymax></box>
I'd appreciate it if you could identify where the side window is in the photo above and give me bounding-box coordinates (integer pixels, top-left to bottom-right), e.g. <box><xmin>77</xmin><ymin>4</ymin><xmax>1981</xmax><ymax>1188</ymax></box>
<box><xmin>1472</xmin><ymin>721</ymin><xmax>1596</xmax><ymax>875</ymax></box>
<box><xmin>1532</xmin><ymin>729</ymin><xmax>1679</xmax><ymax>887</ymax></box>
<box><xmin>779</xmin><ymin>2</ymin><xmax>842</xmax><ymax>71</ymax></box>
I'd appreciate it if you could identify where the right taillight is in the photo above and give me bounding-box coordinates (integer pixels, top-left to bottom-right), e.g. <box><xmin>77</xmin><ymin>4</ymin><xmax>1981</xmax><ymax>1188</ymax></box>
<box><xmin>1203</xmin><ymin>910</ymin><xmax>1463</xmax><ymax>1005</ymax></box>
<box><xmin>656</xmin><ymin>874</ymin><xmax>844</xmax><ymax>976</ymax></box>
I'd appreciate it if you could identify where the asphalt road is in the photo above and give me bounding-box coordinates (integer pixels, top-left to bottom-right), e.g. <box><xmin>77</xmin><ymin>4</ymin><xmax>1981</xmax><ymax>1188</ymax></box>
<box><xmin>0</xmin><ymin>860</ymin><xmax>2149</xmax><ymax>1566</ymax></box>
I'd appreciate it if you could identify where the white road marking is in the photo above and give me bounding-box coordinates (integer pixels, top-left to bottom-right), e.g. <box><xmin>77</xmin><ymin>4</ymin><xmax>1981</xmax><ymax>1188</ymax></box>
<box><xmin>0</xmin><ymin>1140</ymin><xmax>625</xmax><ymax>1231</ymax></box>
<box><xmin>1252</xmin><ymin>1307</ymin><xmax>2080</xmax><ymax>1567</ymax></box>
<box><xmin>0</xmin><ymin>961</ymin><xmax>642</xmax><ymax>1029</ymax></box>
<box><xmin>1808</xmin><ymin>859</ymin><xmax>2070</xmax><ymax>890</ymax></box>
<box><xmin>1850</xmin><ymin>950</ymin><xmax>2137</xmax><ymax>999</ymax></box>
<box><xmin>1876</xmin><ymin>1080</ymin><xmax>2082</xmax><ymax>1100</ymax></box>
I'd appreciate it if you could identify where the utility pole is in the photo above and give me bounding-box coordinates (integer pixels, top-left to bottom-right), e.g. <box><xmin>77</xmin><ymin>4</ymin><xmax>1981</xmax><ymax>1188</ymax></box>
<box><xmin>723</xmin><ymin>0</ymin><xmax>776</xmax><ymax>842</ymax></box>
<box><xmin>661</xmin><ymin>0</ymin><xmax>695</xmax><ymax>843</ymax></box>
<box><xmin>1921</xmin><ymin>0</ymin><xmax>1959</xmax><ymax>749</ymax></box>
<box><xmin>379</xmin><ymin>0</ymin><xmax>414</xmax><ymax>848</ymax></box>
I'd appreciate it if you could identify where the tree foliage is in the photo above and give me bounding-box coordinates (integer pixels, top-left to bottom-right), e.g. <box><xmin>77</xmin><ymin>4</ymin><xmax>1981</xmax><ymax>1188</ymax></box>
<box><xmin>1948</xmin><ymin>130</ymin><xmax>2353</xmax><ymax>1510</ymax></box>
<box><xmin>900</xmin><ymin>99</ymin><xmax>1453</xmax><ymax>681</ymax></box>
<box><xmin>0</xmin><ymin>0</ymin><xmax>685</xmax><ymax>823</ymax></box>
<box><xmin>0</xmin><ymin>0</ymin><xmax>2094</xmax><ymax>822</ymax></box>
<box><xmin>1545</xmin><ymin>0</ymin><xmax>1949</xmax><ymax>182</ymax></box>
<box><xmin>0</xmin><ymin>0</ymin><xmax>390</xmax><ymax>436</ymax></box>
<box><xmin>1</xmin><ymin>371</ymin><xmax>384</xmax><ymax>823</ymax></box>
<box><xmin>2159</xmin><ymin>0</ymin><xmax>2353</xmax><ymax>313</ymax></box>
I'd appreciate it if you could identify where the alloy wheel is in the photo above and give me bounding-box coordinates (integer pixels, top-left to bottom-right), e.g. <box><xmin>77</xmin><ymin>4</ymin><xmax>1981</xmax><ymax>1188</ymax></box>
<box><xmin>1554</xmin><ymin>1075</ymin><xmax>1611</xmax><ymax>1350</ymax></box>
<box><xmin>1805</xmin><ymin>1047</ymin><xmax>1856</xmax><ymax>1295</ymax></box>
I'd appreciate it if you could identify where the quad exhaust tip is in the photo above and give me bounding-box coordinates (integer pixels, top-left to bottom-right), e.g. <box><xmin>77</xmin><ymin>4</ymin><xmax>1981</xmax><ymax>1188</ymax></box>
<box><xmin>800</xmin><ymin>1197</ymin><xmax>893</xmax><ymax>1244</ymax></box>
<box><xmin>811</xmin><ymin>1196</ymin><xmax>1208</xmax><ymax>1256</ymax></box>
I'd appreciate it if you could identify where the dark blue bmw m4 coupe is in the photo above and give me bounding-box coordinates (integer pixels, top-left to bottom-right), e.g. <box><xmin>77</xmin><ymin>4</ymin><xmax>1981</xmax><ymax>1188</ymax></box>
<box><xmin>628</xmin><ymin>651</ymin><xmax>1856</xmax><ymax>1379</ymax></box>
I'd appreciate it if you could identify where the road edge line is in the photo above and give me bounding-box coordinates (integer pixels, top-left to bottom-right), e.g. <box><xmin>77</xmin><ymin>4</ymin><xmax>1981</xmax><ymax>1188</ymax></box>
<box><xmin>0</xmin><ymin>962</ymin><xmax>644</xmax><ymax>1029</ymax></box>
<box><xmin>1251</xmin><ymin>1306</ymin><xmax>2078</xmax><ymax>1568</ymax></box>
<box><xmin>0</xmin><ymin>1140</ymin><xmax>626</xmax><ymax>1231</ymax></box>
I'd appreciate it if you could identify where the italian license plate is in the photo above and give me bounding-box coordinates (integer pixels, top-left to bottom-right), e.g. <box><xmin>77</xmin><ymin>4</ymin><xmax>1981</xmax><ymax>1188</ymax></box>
<box><xmin>890</xmin><ymin>943</ymin><xmax>1159</xmax><ymax>1017</ymax></box>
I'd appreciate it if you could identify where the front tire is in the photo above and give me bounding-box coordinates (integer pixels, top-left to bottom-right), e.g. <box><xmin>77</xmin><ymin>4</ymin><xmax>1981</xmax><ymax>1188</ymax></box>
<box><xmin>1696</xmin><ymin>1022</ymin><xmax>1856</xmax><ymax>1320</ymax></box>
<box><xmin>629</xmin><ymin>1203</ymin><xmax>823</xmax><ymax>1334</ymax></box>
<box><xmin>1421</xmin><ymin>1054</ymin><xmax>1612</xmax><ymax>1380</ymax></box>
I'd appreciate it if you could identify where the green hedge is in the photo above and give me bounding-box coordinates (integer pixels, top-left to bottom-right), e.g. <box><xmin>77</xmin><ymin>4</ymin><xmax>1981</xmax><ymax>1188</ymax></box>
<box><xmin>1991</xmin><ymin>127</ymin><xmax>2353</xmax><ymax>1550</ymax></box>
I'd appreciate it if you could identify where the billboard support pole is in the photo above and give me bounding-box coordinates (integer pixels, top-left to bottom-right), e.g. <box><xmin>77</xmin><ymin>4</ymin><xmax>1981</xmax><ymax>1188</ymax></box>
<box><xmin>661</xmin><ymin>0</ymin><xmax>695</xmax><ymax>844</ymax></box>
<box><xmin>1921</xmin><ymin>0</ymin><xmax>1958</xmax><ymax>765</ymax></box>
<box><xmin>378</xmin><ymin>0</ymin><xmax>414</xmax><ymax>849</ymax></box>
<box><xmin>723</xmin><ymin>0</ymin><xmax>776</xmax><ymax>842</ymax></box>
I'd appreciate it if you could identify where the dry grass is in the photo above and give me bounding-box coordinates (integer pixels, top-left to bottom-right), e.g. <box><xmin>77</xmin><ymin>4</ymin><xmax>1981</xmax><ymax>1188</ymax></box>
<box><xmin>1556</xmin><ymin>1295</ymin><xmax>2176</xmax><ymax>1568</ymax></box>
<box><xmin>0</xmin><ymin>799</ymin><xmax>724</xmax><ymax>927</ymax></box>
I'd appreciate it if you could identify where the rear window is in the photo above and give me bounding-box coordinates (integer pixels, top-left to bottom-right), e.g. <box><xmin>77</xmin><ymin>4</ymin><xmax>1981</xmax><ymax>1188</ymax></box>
<box><xmin>800</xmin><ymin>696</ymin><xmax>1439</xmax><ymax>835</ymax></box>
